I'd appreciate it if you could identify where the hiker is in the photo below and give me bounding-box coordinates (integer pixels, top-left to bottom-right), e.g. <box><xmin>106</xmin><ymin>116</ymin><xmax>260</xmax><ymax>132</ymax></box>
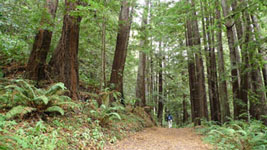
<box><xmin>167</xmin><ymin>114</ymin><xmax>173</xmax><ymax>128</ymax></box>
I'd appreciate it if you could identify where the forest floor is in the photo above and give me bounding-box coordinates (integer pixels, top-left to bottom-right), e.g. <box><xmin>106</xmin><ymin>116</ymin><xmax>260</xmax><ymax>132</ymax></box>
<box><xmin>104</xmin><ymin>127</ymin><xmax>211</xmax><ymax>150</ymax></box>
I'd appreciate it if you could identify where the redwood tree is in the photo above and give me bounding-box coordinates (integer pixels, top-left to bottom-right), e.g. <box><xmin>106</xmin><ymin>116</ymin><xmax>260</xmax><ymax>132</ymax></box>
<box><xmin>201</xmin><ymin>0</ymin><xmax>221</xmax><ymax>123</ymax></box>
<box><xmin>157</xmin><ymin>41</ymin><xmax>164</xmax><ymax>125</ymax></box>
<box><xmin>215</xmin><ymin>0</ymin><xmax>230</xmax><ymax>123</ymax></box>
<box><xmin>49</xmin><ymin>0</ymin><xmax>81</xmax><ymax>100</ymax></box>
<box><xmin>221</xmin><ymin>0</ymin><xmax>242</xmax><ymax>119</ymax></box>
<box><xmin>26</xmin><ymin>0</ymin><xmax>58</xmax><ymax>81</ymax></box>
<box><xmin>136</xmin><ymin>0</ymin><xmax>149</xmax><ymax>107</ymax></box>
<box><xmin>109</xmin><ymin>0</ymin><xmax>132</xmax><ymax>102</ymax></box>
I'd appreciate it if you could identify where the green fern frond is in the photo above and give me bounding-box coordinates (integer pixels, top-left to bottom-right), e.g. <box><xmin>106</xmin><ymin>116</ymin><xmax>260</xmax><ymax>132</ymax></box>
<box><xmin>14</xmin><ymin>79</ymin><xmax>36</xmax><ymax>98</ymax></box>
<box><xmin>5</xmin><ymin>105</ymin><xmax>36</xmax><ymax>120</ymax></box>
<box><xmin>107</xmin><ymin>112</ymin><xmax>121</xmax><ymax>120</ymax></box>
<box><xmin>33</xmin><ymin>95</ymin><xmax>49</xmax><ymax>105</ymax></box>
<box><xmin>56</xmin><ymin>101</ymin><xmax>79</xmax><ymax>108</ymax></box>
<box><xmin>100</xmin><ymin>104</ymin><xmax>107</xmax><ymax>110</ymax></box>
<box><xmin>5</xmin><ymin>85</ymin><xmax>31</xmax><ymax>102</ymax></box>
<box><xmin>49</xmin><ymin>95</ymin><xmax>71</xmax><ymax>104</ymax></box>
<box><xmin>45</xmin><ymin>83</ymin><xmax>66</xmax><ymax>96</ymax></box>
<box><xmin>45</xmin><ymin>106</ymin><xmax>64</xmax><ymax>115</ymax></box>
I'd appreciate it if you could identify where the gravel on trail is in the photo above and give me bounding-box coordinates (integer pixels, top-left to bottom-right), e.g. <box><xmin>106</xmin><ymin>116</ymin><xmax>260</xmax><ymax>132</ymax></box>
<box><xmin>104</xmin><ymin>127</ymin><xmax>211</xmax><ymax>150</ymax></box>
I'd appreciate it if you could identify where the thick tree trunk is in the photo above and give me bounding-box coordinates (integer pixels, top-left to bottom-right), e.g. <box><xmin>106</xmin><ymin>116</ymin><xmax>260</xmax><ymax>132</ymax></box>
<box><xmin>49</xmin><ymin>0</ymin><xmax>81</xmax><ymax>100</ymax></box>
<box><xmin>109</xmin><ymin>0</ymin><xmax>132</xmax><ymax>103</ymax></box>
<box><xmin>185</xmin><ymin>20</ymin><xmax>200</xmax><ymax>125</ymax></box>
<box><xmin>201</xmin><ymin>0</ymin><xmax>221</xmax><ymax>123</ymax></box>
<box><xmin>136</xmin><ymin>0</ymin><xmax>149</xmax><ymax>107</ymax></box>
<box><xmin>238</xmin><ymin>0</ymin><xmax>251</xmax><ymax>120</ymax></box>
<box><xmin>136</xmin><ymin>50</ymin><xmax>146</xmax><ymax>106</ymax></box>
<box><xmin>215</xmin><ymin>0</ymin><xmax>230</xmax><ymax>123</ymax></box>
<box><xmin>221</xmin><ymin>0</ymin><xmax>242</xmax><ymax>120</ymax></box>
<box><xmin>248</xmin><ymin>16</ymin><xmax>267</xmax><ymax>124</ymax></box>
<box><xmin>191</xmin><ymin>0</ymin><xmax>208</xmax><ymax>121</ymax></box>
<box><xmin>182</xmin><ymin>94</ymin><xmax>189</xmax><ymax>123</ymax></box>
<box><xmin>26</xmin><ymin>0</ymin><xmax>58</xmax><ymax>81</ymax></box>
<box><xmin>101</xmin><ymin>0</ymin><xmax>107</xmax><ymax>90</ymax></box>
<box><xmin>157</xmin><ymin>41</ymin><xmax>164</xmax><ymax>125</ymax></box>
<box><xmin>136</xmin><ymin>51</ymin><xmax>146</xmax><ymax>106</ymax></box>
<box><xmin>210</xmin><ymin>14</ymin><xmax>221</xmax><ymax>123</ymax></box>
<box><xmin>251</xmin><ymin>15</ymin><xmax>267</xmax><ymax>89</ymax></box>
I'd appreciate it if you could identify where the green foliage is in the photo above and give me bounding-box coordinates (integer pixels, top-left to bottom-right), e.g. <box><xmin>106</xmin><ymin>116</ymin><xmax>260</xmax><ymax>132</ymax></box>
<box><xmin>5</xmin><ymin>106</ymin><xmax>36</xmax><ymax>120</ymax></box>
<box><xmin>0</xmin><ymin>120</ymin><xmax>67</xmax><ymax>150</ymax></box>
<box><xmin>89</xmin><ymin>100</ymin><xmax>124</xmax><ymax>126</ymax></box>
<box><xmin>198</xmin><ymin>120</ymin><xmax>267</xmax><ymax>150</ymax></box>
<box><xmin>0</xmin><ymin>79</ymin><xmax>77</xmax><ymax>119</ymax></box>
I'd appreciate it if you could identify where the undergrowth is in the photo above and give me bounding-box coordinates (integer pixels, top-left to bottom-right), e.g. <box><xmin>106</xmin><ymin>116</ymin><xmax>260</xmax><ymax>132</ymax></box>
<box><xmin>0</xmin><ymin>80</ymin><xmax>154</xmax><ymax>150</ymax></box>
<box><xmin>198</xmin><ymin>120</ymin><xmax>267</xmax><ymax>150</ymax></box>
<box><xmin>0</xmin><ymin>79</ymin><xmax>77</xmax><ymax>119</ymax></box>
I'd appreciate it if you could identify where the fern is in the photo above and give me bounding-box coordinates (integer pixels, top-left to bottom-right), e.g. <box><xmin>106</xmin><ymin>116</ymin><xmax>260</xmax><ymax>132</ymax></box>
<box><xmin>89</xmin><ymin>101</ymin><xmax>123</xmax><ymax>126</ymax></box>
<box><xmin>1</xmin><ymin>79</ymin><xmax>77</xmax><ymax>119</ymax></box>
<box><xmin>45</xmin><ymin>82</ymin><xmax>65</xmax><ymax>96</ymax></box>
<box><xmin>45</xmin><ymin>106</ymin><xmax>64</xmax><ymax>115</ymax></box>
<box><xmin>200</xmin><ymin>120</ymin><xmax>267</xmax><ymax>150</ymax></box>
<box><xmin>33</xmin><ymin>95</ymin><xmax>49</xmax><ymax>105</ymax></box>
<box><xmin>15</xmin><ymin>79</ymin><xmax>36</xmax><ymax>98</ymax></box>
<box><xmin>5</xmin><ymin>105</ymin><xmax>36</xmax><ymax>120</ymax></box>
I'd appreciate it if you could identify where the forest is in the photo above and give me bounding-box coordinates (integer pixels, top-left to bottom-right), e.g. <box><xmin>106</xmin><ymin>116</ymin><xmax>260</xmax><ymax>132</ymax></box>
<box><xmin>0</xmin><ymin>0</ymin><xmax>266</xmax><ymax>149</ymax></box>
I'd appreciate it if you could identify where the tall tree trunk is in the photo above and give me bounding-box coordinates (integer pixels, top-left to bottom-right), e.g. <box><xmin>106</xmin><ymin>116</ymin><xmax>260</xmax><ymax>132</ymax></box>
<box><xmin>183</xmin><ymin>94</ymin><xmax>189</xmax><ymax>123</ymax></box>
<box><xmin>101</xmin><ymin>0</ymin><xmax>107</xmax><ymax>90</ymax></box>
<box><xmin>136</xmin><ymin>0</ymin><xmax>149</xmax><ymax>107</ymax></box>
<box><xmin>26</xmin><ymin>0</ymin><xmax>58</xmax><ymax>81</ymax></box>
<box><xmin>185</xmin><ymin>21</ymin><xmax>199</xmax><ymax>125</ymax></box>
<box><xmin>215</xmin><ymin>0</ymin><xmax>230</xmax><ymax>123</ymax></box>
<box><xmin>249</xmin><ymin>16</ymin><xmax>267</xmax><ymax>124</ymax></box>
<box><xmin>201</xmin><ymin>0</ymin><xmax>221</xmax><ymax>123</ymax></box>
<box><xmin>210</xmin><ymin>11</ymin><xmax>221</xmax><ymax>123</ymax></box>
<box><xmin>109</xmin><ymin>0</ymin><xmax>132</xmax><ymax>103</ymax></box>
<box><xmin>251</xmin><ymin>15</ymin><xmax>267</xmax><ymax>89</ymax></box>
<box><xmin>190</xmin><ymin>0</ymin><xmax>209</xmax><ymax>121</ymax></box>
<box><xmin>49</xmin><ymin>0</ymin><xmax>81</xmax><ymax>100</ymax></box>
<box><xmin>237</xmin><ymin>0</ymin><xmax>250</xmax><ymax>120</ymax></box>
<box><xmin>221</xmin><ymin>0</ymin><xmax>242</xmax><ymax>120</ymax></box>
<box><xmin>157</xmin><ymin>41</ymin><xmax>164</xmax><ymax>125</ymax></box>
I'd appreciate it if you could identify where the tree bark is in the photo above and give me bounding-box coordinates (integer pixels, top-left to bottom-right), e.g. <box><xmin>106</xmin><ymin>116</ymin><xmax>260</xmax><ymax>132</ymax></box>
<box><xmin>183</xmin><ymin>94</ymin><xmax>189</xmax><ymax>123</ymax></box>
<box><xmin>101</xmin><ymin>0</ymin><xmax>107</xmax><ymax>90</ymax></box>
<box><xmin>49</xmin><ymin>0</ymin><xmax>81</xmax><ymax>100</ymax></box>
<box><xmin>157</xmin><ymin>41</ymin><xmax>164</xmax><ymax>125</ymax></box>
<box><xmin>237</xmin><ymin>0</ymin><xmax>250</xmax><ymax>120</ymax></box>
<box><xmin>26</xmin><ymin>0</ymin><xmax>58</xmax><ymax>81</ymax></box>
<box><xmin>249</xmin><ymin>15</ymin><xmax>267</xmax><ymax>125</ymax></box>
<box><xmin>221</xmin><ymin>0</ymin><xmax>242</xmax><ymax>120</ymax></box>
<box><xmin>215</xmin><ymin>0</ymin><xmax>230</xmax><ymax>123</ymax></box>
<box><xmin>251</xmin><ymin>15</ymin><xmax>267</xmax><ymax>89</ymax></box>
<box><xmin>136</xmin><ymin>0</ymin><xmax>149</xmax><ymax>107</ymax></box>
<box><xmin>201</xmin><ymin>0</ymin><xmax>221</xmax><ymax>123</ymax></box>
<box><xmin>190</xmin><ymin>0</ymin><xmax>208</xmax><ymax>121</ymax></box>
<box><xmin>109</xmin><ymin>0</ymin><xmax>132</xmax><ymax>103</ymax></box>
<box><xmin>185</xmin><ymin>19</ymin><xmax>200</xmax><ymax>125</ymax></box>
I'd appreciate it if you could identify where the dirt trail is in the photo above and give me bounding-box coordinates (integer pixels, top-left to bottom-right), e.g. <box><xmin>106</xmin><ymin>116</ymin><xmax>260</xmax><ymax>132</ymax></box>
<box><xmin>104</xmin><ymin>127</ymin><xmax>211</xmax><ymax>150</ymax></box>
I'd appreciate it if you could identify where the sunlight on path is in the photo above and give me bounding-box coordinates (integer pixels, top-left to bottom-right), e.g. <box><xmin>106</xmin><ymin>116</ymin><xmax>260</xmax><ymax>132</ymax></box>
<box><xmin>104</xmin><ymin>127</ymin><xmax>211</xmax><ymax>150</ymax></box>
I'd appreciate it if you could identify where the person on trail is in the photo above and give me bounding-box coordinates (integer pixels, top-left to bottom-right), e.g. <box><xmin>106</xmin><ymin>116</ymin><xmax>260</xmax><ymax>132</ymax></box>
<box><xmin>167</xmin><ymin>114</ymin><xmax>173</xmax><ymax>128</ymax></box>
